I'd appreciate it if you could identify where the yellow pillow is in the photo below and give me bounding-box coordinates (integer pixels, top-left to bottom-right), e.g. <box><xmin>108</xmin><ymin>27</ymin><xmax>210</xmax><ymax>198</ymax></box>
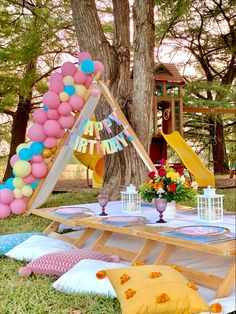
<box><xmin>105</xmin><ymin>265</ymin><xmax>209</xmax><ymax>314</ymax></box>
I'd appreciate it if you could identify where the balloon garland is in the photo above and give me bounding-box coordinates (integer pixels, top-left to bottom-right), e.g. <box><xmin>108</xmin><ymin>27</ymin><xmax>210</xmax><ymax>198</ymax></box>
<box><xmin>0</xmin><ymin>52</ymin><xmax>105</xmax><ymax>219</ymax></box>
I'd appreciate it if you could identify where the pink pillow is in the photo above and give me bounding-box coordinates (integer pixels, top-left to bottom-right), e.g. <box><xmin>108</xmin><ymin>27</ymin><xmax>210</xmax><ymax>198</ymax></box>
<box><xmin>19</xmin><ymin>249</ymin><xmax>120</xmax><ymax>277</ymax></box>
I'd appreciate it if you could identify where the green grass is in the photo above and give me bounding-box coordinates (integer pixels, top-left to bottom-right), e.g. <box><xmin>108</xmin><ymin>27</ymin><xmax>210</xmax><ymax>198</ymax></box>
<box><xmin>0</xmin><ymin>187</ymin><xmax>235</xmax><ymax>313</ymax></box>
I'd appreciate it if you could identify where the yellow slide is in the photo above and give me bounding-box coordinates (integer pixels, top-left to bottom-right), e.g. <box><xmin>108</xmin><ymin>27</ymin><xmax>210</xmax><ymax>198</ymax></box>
<box><xmin>74</xmin><ymin>151</ymin><xmax>104</xmax><ymax>188</ymax></box>
<box><xmin>162</xmin><ymin>131</ymin><xmax>215</xmax><ymax>187</ymax></box>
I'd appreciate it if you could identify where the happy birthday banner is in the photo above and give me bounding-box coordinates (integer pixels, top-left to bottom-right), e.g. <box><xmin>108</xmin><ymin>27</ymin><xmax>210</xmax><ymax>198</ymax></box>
<box><xmin>74</xmin><ymin>129</ymin><xmax>133</xmax><ymax>155</ymax></box>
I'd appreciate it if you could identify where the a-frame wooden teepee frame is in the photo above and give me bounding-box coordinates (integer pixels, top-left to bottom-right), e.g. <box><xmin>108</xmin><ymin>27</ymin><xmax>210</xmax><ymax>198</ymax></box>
<box><xmin>26</xmin><ymin>78</ymin><xmax>156</xmax><ymax>214</ymax></box>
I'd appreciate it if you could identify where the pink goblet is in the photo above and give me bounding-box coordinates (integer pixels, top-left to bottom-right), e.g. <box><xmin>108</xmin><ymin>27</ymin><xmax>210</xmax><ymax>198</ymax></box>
<box><xmin>98</xmin><ymin>194</ymin><xmax>109</xmax><ymax>216</ymax></box>
<box><xmin>154</xmin><ymin>198</ymin><xmax>167</xmax><ymax>223</ymax></box>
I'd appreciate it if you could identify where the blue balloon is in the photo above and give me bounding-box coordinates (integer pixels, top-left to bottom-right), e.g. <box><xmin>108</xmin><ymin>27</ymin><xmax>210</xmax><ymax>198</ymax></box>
<box><xmin>29</xmin><ymin>180</ymin><xmax>39</xmax><ymax>190</ymax></box>
<box><xmin>81</xmin><ymin>59</ymin><xmax>95</xmax><ymax>74</ymax></box>
<box><xmin>18</xmin><ymin>148</ymin><xmax>33</xmax><ymax>161</ymax></box>
<box><xmin>64</xmin><ymin>85</ymin><xmax>76</xmax><ymax>96</ymax></box>
<box><xmin>30</xmin><ymin>142</ymin><xmax>44</xmax><ymax>155</ymax></box>
<box><xmin>6</xmin><ymin>178</ymin><xmax>14</xmax><ymax>190</ymax></box>
<box><xmin>0</xmin><ymin>184</ymin><xmax>6</xmax><ymax>190</ymax></box>
<box><xmin>42</xmin><ymin>104</ymin><xmax>48</xmax><ymax>111</ymax></box>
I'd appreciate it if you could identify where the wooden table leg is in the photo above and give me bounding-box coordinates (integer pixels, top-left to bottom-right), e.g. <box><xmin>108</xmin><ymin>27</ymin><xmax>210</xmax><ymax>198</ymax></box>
<box><xmin>73</xmin><ymin>227</ymin><xmax>96</xmax><ymax>248</ymax></box>
<box><xmin>214</xmin><ymin>261</ymin><xmax>236</xmax><ymax>298</ymax></box>
<box><xmin>43</xmin><ymin>221</ymin><xmax>60</xmax><ymax>235</ymax></box>
<box><xmin>131</xmin><ymin>239</ymin><xmax>156</xmax><ymax>264</ymax></box>
<box><xmin>154</xmin><ymin>243</ymin><xmax>177</xmax><ymax>264</ymax></box>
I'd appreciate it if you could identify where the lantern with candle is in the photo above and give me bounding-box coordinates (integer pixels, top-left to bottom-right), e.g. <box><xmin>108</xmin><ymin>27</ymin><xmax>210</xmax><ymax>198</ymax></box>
<box><xmin>121</xmin><ymin>184</ymin><xmax>141</xmax><ymax>214</ymax></box>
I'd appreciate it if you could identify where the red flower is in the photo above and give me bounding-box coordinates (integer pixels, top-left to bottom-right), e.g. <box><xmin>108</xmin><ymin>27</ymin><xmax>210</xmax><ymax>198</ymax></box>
<box><xmin>148</xmin><ymin>171</ymin><xmax>156</xmax><ymax>179</ymax></box>
<box><xmin>168</xmin><ymin>183</ymin><xmax>176</xmax><ymax>192</ymax></box>
<box><xmin>176</xmin><ymin>168</ymin><xmax>184</xmax><ymax>176</ymax></box>
<box><xmin>158</xmin><ymin>168</ymin><xmax>166</xmax><ymax>177</ymax></box>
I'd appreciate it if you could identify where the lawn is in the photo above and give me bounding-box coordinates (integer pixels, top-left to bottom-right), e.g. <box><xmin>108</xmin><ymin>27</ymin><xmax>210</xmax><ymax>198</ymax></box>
<box><xmin>0</xmin><ymin>188</ymin><xmax>235</xmax><ymax>314</ymax></box>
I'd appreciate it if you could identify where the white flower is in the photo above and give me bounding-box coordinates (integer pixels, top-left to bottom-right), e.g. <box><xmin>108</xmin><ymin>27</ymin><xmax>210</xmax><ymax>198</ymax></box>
<box><xmin>191</xmin><ymin>181</ymin><xmax>198</xmax><ymax>190</ymax></box>
<box><xmin>180</xmin><ymin>175</ymin><xmax>186</xmax><ymax>183</ymax></box>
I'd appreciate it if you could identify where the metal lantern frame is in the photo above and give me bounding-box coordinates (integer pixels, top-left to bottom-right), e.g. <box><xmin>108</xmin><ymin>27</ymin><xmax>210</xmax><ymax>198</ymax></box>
<box><xmin>121</xmin><ymin>184</ymin><xmax>141</xmax><ymax>214</ymax></box>
<box><xmin>197</xmin><ymin>194</ymin><xmax>224</xmax><ymax>223</ymax></box>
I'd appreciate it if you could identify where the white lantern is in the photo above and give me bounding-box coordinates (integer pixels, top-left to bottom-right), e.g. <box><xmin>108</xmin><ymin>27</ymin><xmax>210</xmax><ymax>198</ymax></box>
<box><xmin>121</xmin><ymin>184</ymin><xmax>141</xmax><ymax>214</ymax></box>
<box><xmin>197</xmin><ymin>186</ymin><xmax>224</xmax><ymax>223</ymax></box>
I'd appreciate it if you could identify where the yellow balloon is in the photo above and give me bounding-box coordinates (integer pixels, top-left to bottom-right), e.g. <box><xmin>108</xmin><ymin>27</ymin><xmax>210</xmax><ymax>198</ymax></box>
<box><xmin>13</xmin><ymin>160</ymin><xmax>31</xmax><ymax>178</ymax></box>
<box><xmin>16</xmin><ymin>143</ymin><xmax>29</xmax><ymax>154</ymax></box>
<box><xmin>51</xmin><ymin>147</ymin><xmax>57</xmax><ymax>154</ymax></box>
<box><xmin>59</xmin><ymin>91</ymin><xmax>70</xmax><ymax>102</ymax></box>
<box><xmin>63</xmin><ymin>75</ymin><xmax>75</xmax><ymax>85</ymax></box>
<box><xmin>42</xmin><ymin>148</ymin><xmax>52</xmax><ymax>158</ymax></box>
<box><xmin>22</xmin><ymin>185</ymin><xmax>33</xmax><ymax>197</ymax></box>
<box><xmin>75</xmin><ymin>84</ymin><xmax>87</xmax><ymax>98</ymax></box>
<box><xmin>13</xmin><ymin>177</ymin><xmax>25</xmax><ymax>189</ymax></box>
<box><xmin>14</xmin><ymin>188</ymin><xmax>23</xmax><ymax>199</ymax></box>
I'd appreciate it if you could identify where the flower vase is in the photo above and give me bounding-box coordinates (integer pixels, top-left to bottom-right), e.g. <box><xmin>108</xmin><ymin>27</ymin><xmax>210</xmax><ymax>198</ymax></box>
<box><xmin>163</xmin><ymin>200</ymin><xmax>176</xmax><ymax>219</ymax></box>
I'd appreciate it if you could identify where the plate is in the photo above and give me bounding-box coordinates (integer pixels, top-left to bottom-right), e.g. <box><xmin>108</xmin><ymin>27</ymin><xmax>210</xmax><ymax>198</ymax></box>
<box><xmin>175</xmin><ymin>225</ymin><xmax>229</xmax><ymax>237</ymax></box>
<box><xmin>55</xmin><ymin>206</ymin><xmax>93</xmax><ymax>214</ymax></box>
<box><xmin>102</xmin><ymin>216</ymin><xmax>148</xmax><ymax>226</ymax></box>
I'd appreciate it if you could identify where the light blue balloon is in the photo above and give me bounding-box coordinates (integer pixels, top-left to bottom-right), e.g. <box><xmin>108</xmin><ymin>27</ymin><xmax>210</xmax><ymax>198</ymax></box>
<box><xmin>42</xmin><ymin>104</ymin><xmax>48</xmax><ymax>111</ymax></box>
<box><xmin>64</xmin><ymin>85</ymin><xmax>75</xmax><ymax>96</ymax></box>
<box><xmin>29</xmin><ymin>180</ymin><xmax>39</xmax><ymax>190</ymax></box>
<box><xmin>81</xmin><ymin>59</ymin><xmax>95</xmax><ymax>74</ymax></box>
<box><xmin>30</xmin><ymin>142</ymin><xmax>44</xmax><ymax>155</ymax></box>
<box><xmin>6</xmin><ymin>178</ymin><xmax>14</xmax><ymax>190</ymax></box>
<box><xmin>0</xmin><ymin>184</ymin><xmax>6</xmax><ymax>190</ymax></box>
<box><xmin>18</xmin><ymin>148</ymin><xmax>32</xmax><ymax>161</ymax></box>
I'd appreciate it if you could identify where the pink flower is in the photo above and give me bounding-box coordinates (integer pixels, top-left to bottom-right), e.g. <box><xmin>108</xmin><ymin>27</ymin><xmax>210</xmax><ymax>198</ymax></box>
<box><xmin>160</xmin><ymin>159</ymin><xmax>166</xmax><ymax>166</ymax></box>
<box><xmin>148</xmin><ymin>171</ymin><xmax>156</xmax><ymax>179</ymax></box>
<box><xmin>158</xmin><ymin>168</ymin><xmax>166</xmax><ymax>177</ymax></box>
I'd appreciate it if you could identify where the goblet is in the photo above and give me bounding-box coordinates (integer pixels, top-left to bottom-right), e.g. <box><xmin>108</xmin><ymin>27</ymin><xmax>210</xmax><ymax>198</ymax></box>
<box><xmin>154</xmin><ymin>198</ymin><xmax>167</xmax><ymax>223</ymax></box>
<box><xmin>98</xmin><ymin>194</ymin><xmax>109</xmax><ymax>216</ymax></box>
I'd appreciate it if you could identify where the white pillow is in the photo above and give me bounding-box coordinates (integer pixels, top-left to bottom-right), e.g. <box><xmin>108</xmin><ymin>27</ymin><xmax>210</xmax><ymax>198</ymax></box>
<box><xmin>5</xmin><ymin>235</ymin><xmax>76</xmax><ymax>261</ymax></box>
<box><xmin>52</xmin><ymin>259</ymin><xmax>127</xmax><ymax>297</ymax></box>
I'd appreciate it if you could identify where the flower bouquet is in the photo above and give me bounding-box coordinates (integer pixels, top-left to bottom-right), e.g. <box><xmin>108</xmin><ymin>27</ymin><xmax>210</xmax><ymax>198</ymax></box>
<box><xmin>139</xmin><ymin>160</ymin><xmax>198</xmax><ymax>204</ymax></box>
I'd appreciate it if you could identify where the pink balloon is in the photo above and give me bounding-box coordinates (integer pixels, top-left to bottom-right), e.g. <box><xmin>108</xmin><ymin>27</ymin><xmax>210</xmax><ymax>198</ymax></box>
<box><xmin>32</xmin><ymin>155</ymin><xmax>43</xmax><ymax>163</ymax></box>
<box><xmin>50</xmin><ymin>72</ymin><xmax>64</xmax><ymax>83</ymax></box>
<box><xmin>0</xmin><ymin>204</ymin><xmax>11</xmax><ymax>219</ymax></box>
<box><xmin>93</xmin><ymin>60</ymin><xmax>105</xmax><ymax>73</ymax></box>
<box><xmin>23</xmin><ymin>174</ymin><xmax>37</xmax><ymax>184</ymax></box>
<box><xmin>58</xmin><ymin>102</ymin><xmax>72</xmax><ymax>116</ymax></box>
<box><xmin>33</xmin><ymin>109</ymin><xmax>48</xmax><ymax>125</ymax></box>
<box><xmin>69</xmin><ymin>95</ymin><xmax>84</xmax><ymax>111</ymax></box>
<box><xmin>58</xmin><ymin>115</ymin><xmax>75</xmax><ymax>129</ymax></box>
<box><xmin>49</xmin><ymin>81</ymin><xmax>64</xmax><ymax>94</ymax></box>
<box><xmin>78</xmin><ymin>52</ymin><xmax>92</xmax><ymax>63</ymax></box>
<box><xmin>31</xmin><ymin>162</ymin><xmax>48</xmax><ymax>179</ymax></box>
<box><xmin>0</xmin><ymin>188</ymin><xmax>14</xmax><ymax>205</ymax></box>
<box><xmin>43</xmin><ymin>120</ymin><xmax>61</xmax><ymax>137</ymax></box>
<box><xmin>61</xmin><ymin>62</ymin><xmax>77</xmax><ymax>76</ymax></box>
<box><xmin>10</xmin><ymin>199</ymin><xmax>27</xmax><ymax>215</ymax></box>
<box><xmin>21</xmin><ymin>196</ymin><xmax>29</xmax><ymax>202</ymax></box>
<box><xmin>44</xmin><ymin>137</ymin><xmax>57</xmax><ymax>148</ymax></box>
<box><xmin>10</xmin><ymin>154</ymin><xmax>20</xmax><ymax>167</ymax></box>
<box><xmin>84</xmin><ymin>75</ymin><xmax>93</xmax><ymax>89</ymax></box>
<box><xmin>47</xmin><ymin>109</ymin><xmax>59</xmax><ymax>120</ymax></box>
<box><xmin>58</xmin><ymin>128</ymin><xmax>65</xmax><ymax>138</ymax></box>
<box><xmin>28</xmin><ymin>124</ymin><xmax>47</xmax><ymax>142</ymax></box>
<box><xmin>74</xmin><ymin>71</ymin><xmax>87</xmax><ymax>84</ymax></box>
<box><xmin>43</xmin><ymin>91</ymin><xmax>60</xmax><ymax>109</ymax></box>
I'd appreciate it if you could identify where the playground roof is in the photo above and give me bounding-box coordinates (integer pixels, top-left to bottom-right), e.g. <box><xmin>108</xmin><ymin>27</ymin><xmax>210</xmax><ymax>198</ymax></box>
<box><xmin>155</xmin><ymin>63</ymin><xmax>185</xmax><ymax>84</ymax></box>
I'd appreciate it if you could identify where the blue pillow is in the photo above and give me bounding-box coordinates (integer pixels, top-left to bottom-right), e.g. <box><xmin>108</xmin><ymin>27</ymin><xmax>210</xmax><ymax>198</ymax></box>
<box><xmin>0</xmin><ymin>232</ymin><xmax>42</xmax><ymax>256</ymax></box>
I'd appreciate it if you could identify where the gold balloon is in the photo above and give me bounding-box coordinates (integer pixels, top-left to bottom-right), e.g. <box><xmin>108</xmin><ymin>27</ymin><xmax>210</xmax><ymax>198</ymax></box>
<box><xmin>42</xmin><ymin>148</ymin><xmax>52</xmax><ymax>158</ymax></box>
<box><xmin>51</xmin><ymin>147</ymin><xmax>57</xmax><ymax>154</ymax></box>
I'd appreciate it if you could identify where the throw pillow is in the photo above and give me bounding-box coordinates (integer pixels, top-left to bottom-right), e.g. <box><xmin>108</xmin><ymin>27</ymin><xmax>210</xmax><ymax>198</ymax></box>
<box><xmin>0</xmin><ymin>232</ymin><xmax>41</xmax><ymax>256</ymax></box>
<box><xmin>105</xmin><ymin>264</ymin><xmax>209</xmax><ymax>314</ymax></box>
<box><xmin>19</xmin><ymin>249</ymin><xmax>120</xmax><ymax>277</ymax></box>
<box><xmin>52</xmin><ymin>259</ymin><xmax>127</xmax><ymax>297</ymax></box>
<box><xmin>5</xmin><ymin>235</ymin><xmax>76</xmax><ymax>261</ymax></box>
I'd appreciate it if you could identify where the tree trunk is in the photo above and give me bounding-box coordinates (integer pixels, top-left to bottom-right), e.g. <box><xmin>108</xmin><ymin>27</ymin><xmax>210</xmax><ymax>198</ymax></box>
<box><xmin>3</xmin><ymin>95</ymin><xmax>32</xmax><ymax>181</ymax></box>
<box><xmin>208</xmin><ymin>115</ymin><xmax>228</xmax><ymax>174</ymax></box>
<box><xmin>70</xmin><ymin>0</ymin><xmax>155</xmax><ymax>198</ymax></box>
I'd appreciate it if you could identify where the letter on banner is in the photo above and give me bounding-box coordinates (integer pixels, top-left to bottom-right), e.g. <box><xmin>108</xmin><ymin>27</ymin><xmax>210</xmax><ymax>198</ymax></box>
<box><xmin>96</xmin><ymin>141</ymin><xmax>103</xmax><ymax>155</ymax></box>
<box><xmin>77</xmin><ymin>137</ymin><xmax>88</xmax><ymax>153</ymax></box>
<box><xmin>94</xmin><ymin>122</ymin><xmax>101</xmax><ymax>139</ymax></box>
<box><xmin>116</xmin><ymin>132</ymin><xmax>128</xmax><ymax>147</ymax></box>
<box><xmin>102</xmin><ymin>140</ymin><xmax>112</xmax><ymax>154</ymax></box>
<box><xmin>102</xmin><ymin>119</ymin><xmax>112</xmax><ymax>133</ymax></box>
<box><xmin>109</xmin><ymin>112</ymin><xmax>122</xmax><ymax>126</ymax></box>
<box><xmin>88</xmin><ymin>139</ymin><xmax>96</xmax><ymax>155</ymax></box>
<box><xmin>109</xmin><ymin>137</ymin><xmax>123</xmax><ymax>153</ymax></box>
<box><xmin>105</xmin><ymin>117</ymin><xmax>112</xmax><ymax>127</ymax></box>
<box><xmin>123</xmin><ymin>129</ymin><xmax>134</xmax><ymax>142</ymax></box>
<box><xmin>83</xmin><ymin>121</ymin><xmax>94</xmax><ymax>136</ymax></box>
